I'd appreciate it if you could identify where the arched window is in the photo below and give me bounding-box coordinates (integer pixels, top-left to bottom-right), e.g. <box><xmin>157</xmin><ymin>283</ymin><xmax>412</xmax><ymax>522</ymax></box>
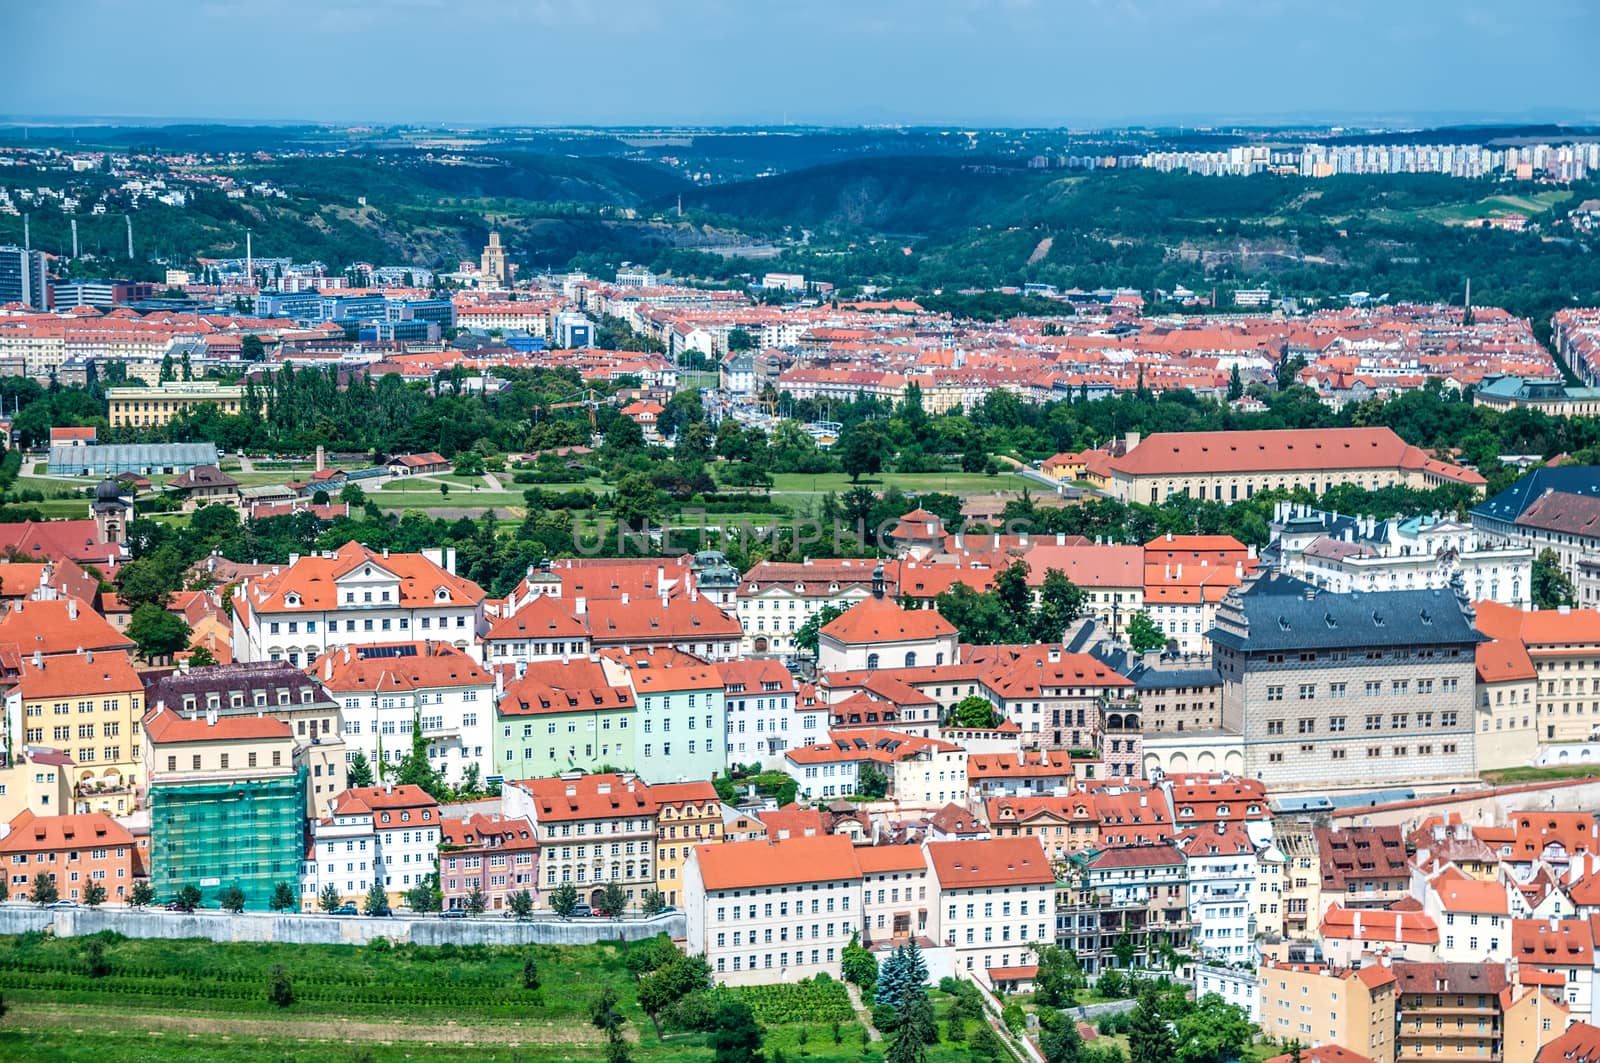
<box><xmin>866</xmin><ymin>653</ymin><xmax>880</xmax><ymax>671</ymax></box>
<box><xmin>904</xmin><ymin>652</ymin><xmax>917</xmax><ymax>668</ymax></box>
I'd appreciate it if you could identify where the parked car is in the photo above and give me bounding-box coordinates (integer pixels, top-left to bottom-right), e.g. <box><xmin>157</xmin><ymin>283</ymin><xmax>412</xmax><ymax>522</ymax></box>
<box><xmin>654</xmin><ymin>905</ymin><xmax>677</xmax><ymax>914</ymax></box>
<box><xmin>568</xmin><ymin>903</ymin><xmax>593</xmax><ymax>919</ymax></box>
<box><xmin>329</xmin><ymin>904</ymin><xmax>359</xmax><ymax>916</ymax></box>
<box><xmin>165</xmin><ymin>900</ymin><xmax>196</xmax><ymax>913</ymax></box>
<box><xmin>439</xmin><ymin>908</ymin><xmax>467</xmax><ymax>919</ymax></box>
<box><xmin>45</xmin><ymin>900</ymin><xmax>79</xmax><ymax>909</ymax></box>
<box><xmin>366</xmin><ymin>906</ymin><xmax>391</xmax><ymax>918</ymax></box>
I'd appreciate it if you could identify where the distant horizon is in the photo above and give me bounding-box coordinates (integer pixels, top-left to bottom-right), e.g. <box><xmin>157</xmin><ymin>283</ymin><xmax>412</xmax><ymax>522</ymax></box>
<box><xmin>5</xmin><ymin>1</ymin><xmax>1597</xmax><ymax>130</ymax></box>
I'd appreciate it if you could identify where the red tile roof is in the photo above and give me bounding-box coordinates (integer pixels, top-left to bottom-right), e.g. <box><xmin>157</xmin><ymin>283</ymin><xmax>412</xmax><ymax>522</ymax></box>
<box><xmin>514</xmin><ymin>773</ymin><xmax>658</xmax><ymax>823</ymax></box>
<box><xmin>0</xmin><ymin>809</ymin><xmax>133</xmax><ymax>853</ymax></box>
<box><xmin>820</xmin><ymin>595</ymin><xmax>956</xmax><ymax>644</ymax></box>
<box><xmin>693</xmin><ymin>834</ymin><xmax>861</xmax><ymax>890</ymax></box>
<box><xmin>312</xmin><ymin>641</ymin><xmax>492</xmax><ymax>693</ymax></box>
<box><xmin>0</xmin><ymin>597</ymin><xmax>135</xmax><ymax>658</ymax></box>
<box><xmin>142</xmin><ymin>704</ymin><xmax>293</xmax><ymax>744</ymax></box>
<box><xmin>927</xmin><ymin>837</ymin><xmax>1054</xmax><ymax>889</ymax></box>
<box><xmin>15</xmin><ymin>649</ymin><xmax>139</xmax><ymax>700</ymax></box>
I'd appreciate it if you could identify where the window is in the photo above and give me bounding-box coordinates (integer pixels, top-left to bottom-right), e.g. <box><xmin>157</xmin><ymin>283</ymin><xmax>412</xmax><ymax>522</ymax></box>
<box><xmin>1266</xmin><ymin>686</ymin><xmax>1284</xmax><ymax>702</ymax></box>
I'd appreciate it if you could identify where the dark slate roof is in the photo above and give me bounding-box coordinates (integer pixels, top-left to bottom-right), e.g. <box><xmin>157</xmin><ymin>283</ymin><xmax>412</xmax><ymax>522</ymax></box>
<box><xmin>1207</xmin><ymin>572</ymin><xmax>1481</xmax><ymax>653</ymax></box>
<box><xmin>1514</xmin><ymin>491</ymin><xmax>1600</xmax><ymax>538</ymax></box>
<box><xmin>145</xmin><ymin>661</ymin><xmax>336</xmax><ymax>708</ymax></box>
<box><xmin>1092</xmin><ymin>643</ymin><xmax>1221</xmax><ymax>690</ymax></box>
<box><xmin>1471</xmin><ymin>465</ymin><xmax>1600</xmax><ymax>526</ymax></box>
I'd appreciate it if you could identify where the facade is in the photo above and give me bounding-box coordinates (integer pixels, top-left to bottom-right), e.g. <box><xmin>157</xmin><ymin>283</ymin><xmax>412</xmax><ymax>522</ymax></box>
<box><xmin>300</xmin><ymin>793</ymin><xmax>376</xmax><ymax>909</ymax></box>
<box><xmin>0</xmin><ymin>746</ymin><xmax>76</xmax><ymax>821</ymax></box>
<box><xmin>858</xmin><ymin>844</ymin><xmax>934</xmax><ymax>949</ymax></box>
<box><xmin>1317</xmin><ymin>825</ymin><xmax>1410</xmax><ymax>909</ymax></box>
<box><xmin>231</xmin><ymin>542</ymin><xmax>486</xmax><ymax>665</ymax></box>
<box><xmin>929</xmin><ymin>837</ymin><xmax>1054</xmax><ymax>976</ymax></box>
<box><xmin>0</xmin><ymin>246</ymin><xmax>48</xmax><ymax>311</ymax></box>
<box><xmin>1258</xmin><ymin>961</ymin><xmax>1398</xmax><ymax>1063</ymax></box>
<box><xmin>684</xmin><ymin>834</ymin><xmax>863</xmax><ymax>985</ymax></box>
<box><xmin>334</xmin><ymin>784</ymin><xmax>441</xmax><ymax>907</ymax></box>
<box><xmin>817</xmin><ymin>577</ymin><xmax>959</xmax><ymax>674</ymax></box>
<box><xmin>146</xmin><ymin>661</ymin><xmax>348</xmax><ymax>817</ymax></box>
<box><xmin>142</xmin><ymin>705</ymin><xmax>306</xmax><ymax>909</ymax></box>
<box><xmin>718</xmin><ymin>658</ymin><xmax>799</xmax><ymax>769</ymax></box>
<box><xmin>495</xmin><ymin>659</ymin><xmax>635</xmax><ymax>780</ymax></box>
<box><xmin>1179</xmin><ymin>822</ymin><xmax>1262</xmax><ymax>963</ymax></box>
<box><xmin>1063</xmin><ymin>842</ymin><xmax>1190</xmax><ymax>974</ymax></box>
<box><xmin>503</xmin><ymin>772</ymin><xmax>659</xmax><ymax>910</ymax></box>
<box><xmin>601</xmin><ymin>648</ymin><xmax>726</xmax><ymax>783</ymax></box>
<box><xmin>653</xmin><ymin>780</ymin><xmax>723</xmax><ymax>907</ymax></box>
<box><xmin>1100</xmin><ymin>427</ymin><xmax>1485</xmax><ymax>504</ymax></box>
<box><xmin>1392</xmin><ymin>962</ymin><xmax>1510</xmax><ymax>1063</ymax></box>
<box><xmin>0</xmin><ymin>809</ymin><xmax>137</xmax><ymax>903</ymax></box>
<box><xmin>7</xmin><ymin>649</ymin><xmax>143</xmax><ymax>816</ymax></box>
<box><xmin>737</xmin><ymin>558</ymin><xmax>888</xmax><ymax>657</ymax></box>
<box><xmin>106</xmin><ymin>382</ymin><xmax>245</xmax><ymax>429</ymax></box>
<box><xmin>1475</xmin><ymin>602</ymin><xmax>1600</xmax><ymax>746</ymax></box>
<box><xmin>315</xmin><ymin>641</ymin><xmax>493</xmax><ymax>788</ymax></box>
<box><xmin>164</xmin><ymin>464</ymin><xmax>242</xmax><ymax>512</ymax></box>
<box><xmin>438</xmin><ymin>813</ymin><xmax>539</xmax><ymax>912</ymax></box>
<box><xmin>1211</xmin><ymin>572</ymin><xmax>1480</xmax><ymax>792</ymax></box>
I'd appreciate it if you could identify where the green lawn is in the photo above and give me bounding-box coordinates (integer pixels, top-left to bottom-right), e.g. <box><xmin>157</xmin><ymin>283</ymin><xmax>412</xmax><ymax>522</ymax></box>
<box><xmin>1482</xmin><ymin>764</ymin><xmax>1600</xmax><ymax>785</ymax></box>
<box><xmin>765</xmin><ymin>470</ymin><xmax>1023</xmax><ymax>498</ymax></box>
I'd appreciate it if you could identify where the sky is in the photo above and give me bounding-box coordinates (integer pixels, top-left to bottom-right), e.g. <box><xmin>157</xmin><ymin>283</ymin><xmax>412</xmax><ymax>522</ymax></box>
<box><xmin>3</xmin><ymin>0</ymin><xmax>1598</xmax><ymax>128</ymax></box>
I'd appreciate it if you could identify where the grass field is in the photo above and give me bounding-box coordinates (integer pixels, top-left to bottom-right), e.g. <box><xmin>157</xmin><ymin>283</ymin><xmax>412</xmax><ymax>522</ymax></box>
<box><xmin>765</xmin><ymin>469</ymin><xmax>1022</xmax><ymax>498</ymax></box>
<box><xmin>1482</xmin><ymin>764</ymin><xmax>1600</xmax><ymax>785</ymax></box>
<box><xmin>0</xmin><ymin>933</ymin><xmax>1006</xmax><ymax>1063</ymax></box>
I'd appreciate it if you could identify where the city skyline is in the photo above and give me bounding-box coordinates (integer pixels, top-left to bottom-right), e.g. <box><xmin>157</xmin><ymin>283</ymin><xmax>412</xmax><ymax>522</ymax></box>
<box><xmin>4</xmin><ymin>0</ymin><xmax>1599</xmax><ymax>128</ymax></box>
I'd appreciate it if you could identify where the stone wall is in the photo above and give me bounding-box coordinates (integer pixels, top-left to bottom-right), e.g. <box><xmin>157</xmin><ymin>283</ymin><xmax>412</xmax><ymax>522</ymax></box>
<box><xmin>0</xmin><ymin>903</ymin><xmax>683</xmax><ymax>947</ymax></box>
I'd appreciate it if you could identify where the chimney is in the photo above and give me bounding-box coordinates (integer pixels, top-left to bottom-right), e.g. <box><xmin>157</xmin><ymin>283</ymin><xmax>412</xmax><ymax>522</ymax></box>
<box><xmin>575</xmin><ymin>596</ymin><xmax>587</xmax><ymax>616</ymax></box>
<box><xmin>621</xmin><ymin>592</ymin><xmax>630</xmax><ymax>606</ymax></box>
<box><xmin>657</xmin><ymin>565</ymin><xmax>665</xmax><ymax>589</ymax></box>
<box><xmin>31</xmin><ymin>650</ymin><xmax>42</xmax><ymax>668</ymax></box>
<box><xmin>67</xmin><ymin>599</ymin><xmax>77</xmax><ymax>621</ymax></box>
<box><xmin>205</xmin><ymin>705</ymin><xmax>218</xmax><ymax>727</ymax></box>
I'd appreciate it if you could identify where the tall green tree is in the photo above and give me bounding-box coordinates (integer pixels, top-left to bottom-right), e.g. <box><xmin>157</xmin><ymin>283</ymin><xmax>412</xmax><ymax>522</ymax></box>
<box><xmin>347</xmin><ymin>751</ymin><xmax>375</xmax><ymax>788</ymax></box>
<box><xmin>708</xmin><ymin>998</ymin><xmax>765</xmax><ymax>1063</ymax></box>
<box><xmin>1533</xmin><ymin>549</ymin><xmax>1576</xmax><ymax>609</ymax></box>
<box><xmin>1128</xmin><ymin>989</ymin><xmax>1176</xmax><ymax>1063</ymax></box>
<box><xmin>1125</xmin><ymin>611</ymin><xmax>1168</xmax><ymax>654</ymax></box>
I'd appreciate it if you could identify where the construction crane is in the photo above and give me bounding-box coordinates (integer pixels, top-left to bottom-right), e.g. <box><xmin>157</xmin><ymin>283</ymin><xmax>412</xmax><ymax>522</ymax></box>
<box><xmin>549</xmin><ymin>388</ymin><xmax>604</xmax><ymax>431</ymax></box>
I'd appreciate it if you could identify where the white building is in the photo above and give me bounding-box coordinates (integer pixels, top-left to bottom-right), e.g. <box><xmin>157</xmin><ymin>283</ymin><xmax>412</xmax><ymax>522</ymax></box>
<box><xmin>231</xmin><ymin>542</ymin><xmax>487</xmax><ymax>666</ymax></box>
<box><xmin>1194</xmin><ymin>963</ymin><xmax>1260</xmax><ymax>1021</ymax></box>
<box><xmin>717</xmin><ymin>659</ymin><xmax>799</xmax><ymax>769</ymax></box>
<box><xmin>326</xmin><ymin>783</ymin><xmax>441</xmax><ymax>907</ymax></box>
<box><xmin>928</xmin><ymin>837</ymin><xmax>1055</xmax><ymax>977</ymax></box>
<box><xmin>684</xmin><ymin>834</ymin><xmax>863</xmax><ymax>985</ymax></box>
<box><xmin>314</xmin><ymin>641</ymin><xmax>496</xmax><ymax>787</ymax></box>
<box><xmin>502</xmin><ymin>771</ymin><xmax>659</xmax><ymax>910</ymax></box>
<box><xmin>816</xmin><ymin>580</ymin><xmax>958</xmax><ymax>674</ymax></box>
<box><xmin>1178</xmin><ymin>822</ymin><xmax>1261</xmax><ymax>964</ymax></box>
<box><xmin>736</xmin><ymin>558</ymin><xmax>884</xmax><ymax>658</ymax></box>
<box><xmin>300</xmin><ymin>796</ymin><xmax>376</xmax><ymax>909</ymax></box>
<box><xmin>1272</xmin><ymin>503</ymin><xmax>1533</xmax><ymax>609</ymax></box>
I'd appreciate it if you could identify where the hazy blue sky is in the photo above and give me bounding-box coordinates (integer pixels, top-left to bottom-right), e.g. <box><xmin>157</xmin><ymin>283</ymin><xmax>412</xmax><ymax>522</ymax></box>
<box><xmin>4</xmin><ymin>0</ymin><xmax>1597</xmax><ymax>127</ymax></box>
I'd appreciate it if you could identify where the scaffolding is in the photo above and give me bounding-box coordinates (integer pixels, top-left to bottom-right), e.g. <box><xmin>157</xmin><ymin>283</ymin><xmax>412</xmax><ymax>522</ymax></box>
<box><xmin>148</xmin><ymin>766</ymin><xmax>307</xmax><ymax>909</ymax></box>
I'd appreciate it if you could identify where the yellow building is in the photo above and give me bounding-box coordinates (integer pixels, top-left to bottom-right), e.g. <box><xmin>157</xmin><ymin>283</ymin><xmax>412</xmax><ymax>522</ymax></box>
<box><xmin>107</xmin><ymin>381</ymin><xmax>245</xmax><ymax>429</ymax></box>
<box><xmin>1259</xmin><ymin>960</ymin><xmax>1398</xmax><ymax>1063</ymax></box>
<box><xmin>1277</xmin><ymin>822</ymin><xmax>1324</xmax><ymax>940</ymax></box>
<box><xmin>653</xmin><ymin>780</ymin><xmax>722</xmax><ymax>907</ymax></box>
<box><xmin>1502</xmin><ymin>983</ymin><xmax>1570</xmax><ymax>1063</ymax></box>
<box><xmin>0</xmin><ymin>745</ymin><xmax>76</xmax><ymax>822</ymax></box>
<box><xmin>11</xmin><ymin>650</ymin><xmax>145</xmax><ymax>815</ymax></box>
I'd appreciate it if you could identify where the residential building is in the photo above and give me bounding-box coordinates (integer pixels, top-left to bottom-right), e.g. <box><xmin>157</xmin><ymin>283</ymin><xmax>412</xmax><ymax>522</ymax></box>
<box><xmin>1063</xmin><ymin>842</ymin><xmax>1190</xmax><ymax>974</ymax></box>
<box><xmin>106</xmin><ymin>382</ymin><xmax>245</xmax><ymax>429</ymax></box>
<box><xmin>0</xmin><ymin>809</ymin><xmax>137</xmax><ymax>903</ymax></box>
<box><xmin>930</xmin><ymin>836</ymin><xmax>1054</xmax><ymax>976</ymax></box>
<box><xmin>1473</xmin><ymin>614</ymin><xmax>1541</xmax><ymax>769</ymax></box>
<box><xmin>858</xmin><ymin>844</ymin><xmax>934</xmax><ymax>949</ymax></box>
<box><xmin>1277</xmin><ymin>821</ymin><xmax>1323</xmax><ymax>939</ymax></box>
<box><xmin>985</xmin><ymin>793</ymin><xmax>1099</xmax><ymax>862</ymax></box>
<box><xmin>654</xmin><ymin>780</ymin><xmax>722</xmax><ymax>907</ymax></box>
<box><xmin>1531</xmin><ymin>1019</ymin><xmax>1598</xmax><ymax>1063</ymax></box>
<box><xmin>0</xmin><ymin>597</ymin><xmax>134</xmax><ymax>660</ymax></box>
<box><xmin>1143</xmin><ymin>533</ymin><xmax>1257</xmax><ymax>653</ymax></box>
<box><xmin>1422</xmin><ymin>870</ymin><xmax>1512</xmax><ymax>964</ymax></box>
<box><xmin>1180</xmin><ymin>822</ymin><xmax>1262</xmax><ymax>963</ymax></box>
<box><xmin>718</xmin><ymin>659</ymin><xmax>799</xmax><ymax>769</ymax></box>
<box><xmin>6</xmin><ymin>649</ymin><xmax>143</xmax><ymax>816</ymax></box>
<box><xmin>684</xmin><ymin>834</ymin><xmax>863</xmax><ymax>985</ymax></box>
<box><xmin>0</xmin><ymin>746</ymin><xmax>75</xmax><ymax>821</ymax></box>
<box><xmin>601</xmin><ymin>648</ymin><xmax>726</xmax><ymax>783</ymax></box>
<box><xmin>737</xmin><ymin>559</ymin><xmax>890</xmax><ymax>655</ymax></box>
<box><xmin>1098</xmin><ymin>427</ymin><xmax>1484</xmax><ymax>505</ymax></box>
<box><xmin>0</xmin><ymin>246</ymin><xmax>48</xmax><ymax>311</ymax></box>
<box><xmin>1211</xmin><ymin>572</ymin><xmax>1480</xmax><ymax>792</ymax></box>
<box><xmin>231</xmin><ymin>542</ymin><xmax>486</xmax><ymax>665</ymax></box>
<box><xmin>333</xmin><ymin>784</ymin><xmax>440</xmax><ymax>907</ymax></box>
<box><xmin>142</xmin><ymin>704</ymin><xmax>306</xmax><ymax>909</ymax></box>
<box><xmin>1512</xmin><ymin>918</ymin><xmax>1595</xmax><ymax>1019</ymax></box>
<box><xmin>438</xmin><ymin>813</ymin><xmax>539</xmax><ymax>912</ymax></box>
<box><xmin>1317</xmin><ymin>825</ymin><xmax>1409</xmax><ymax>909</ymax></box>
<box><xmin>314</xmin><ymin>641</ymin><xmax>493</xmax><ymax>788</ymax></box>
<box><xmin>163</xmin><ymin>465</ymin><xmax>242</xmax><ymax>512</ymax></box>
<box><xmin>503</xmin><ymin>772</ymin><xmax>659</xmax><ymax>910</ymax></box>
<box><xmin>1320</xmin><ymin>905</ymin><xmax>1442</xmax><ymax>966</ymax></box>
<box><xmin>300</xmin><ymin>791</ymin><xmax>376</xmax><ymax>909</ymax></box>
<box><xmin>146</xmin><ymin>661</ymin><xmax>347</xmax><ymax>816</ymax></box>
<box><xmin>975</xmin><ymin>646</ymin><xmax>1137</xmax><ymax>771</ymax></box>
<box><xmin>1257</xmin><ymin>960</ymin><xmax>1398</xmax><ymax>1063</ymax></box>
<box><xmin>495</xmin><ymin>658</ymin><xmax>635</xmax><ymax>780</ymax></box>
<box><xmin>1392</xmin><ymin>961</ymin><xmax>1510</xmax><ymax>1063</ymax></box>
<box><xmin>1475</xmin><ymin>602</ymin><xmax>1600</xmax><ymax>746</ymax></box>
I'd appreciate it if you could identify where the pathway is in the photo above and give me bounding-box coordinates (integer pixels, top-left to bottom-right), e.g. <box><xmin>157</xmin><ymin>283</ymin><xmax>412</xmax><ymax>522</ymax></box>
<box><xmin>844</xmin><ymin>983</ymin><xmax>881</xmax><ymax>1041</ymax></box>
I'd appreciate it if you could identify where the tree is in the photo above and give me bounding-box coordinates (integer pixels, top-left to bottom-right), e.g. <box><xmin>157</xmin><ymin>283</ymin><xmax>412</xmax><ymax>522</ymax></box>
<box><xmin>509</xmin><ymin>889</ymin><xmax>535</xmax><ymax>919</ymax></box>
<box><xmin>0</xmin><ymin>877</ymin><xmax>8</xmax><ymax>902</ymax></box>
<box><xmin>339</xmin><ymin>482</ymin><xmax>367</xmax><ymax>506</ymax></box>
<box><xmin>269</xmin><ymin>882</ymin><xmax>297</xmax><ymax>912</ymax></box>
<box><xmin>638</xmin><ymin>953</ymin><xmax>712</xmax><ymax>1039</ymax></box>
<box><xmin>969</xmin><ymin>1022</ymin><xmax>1003</xmax><ymax>1061</ymax></box>
<box><xmin>1128</xmin><ymin>989</ymin><xmax>1176</xmax><ymax>1063</ymax></box>
<box><xmin>727</xmin><ymin>328</ymin><xmax>756</xmax><ymax>351</ymax></box>
<box><xmin>1174</xmin><ymin>995</ymin><xmax>1255</xmax><ymax>1063</ymax></box>
<box><xmin>220</xmin><ymin>885</ymin><xmax>247</xmax><ymax>913</ymax></box>
<box><xmin>1125</xmin><ymin>611</ymin><xmax>1168</xmax><ymax>654</ymax></box>
<box><xmin>951</xmin><ymin>695</ymin><xmax>1000</xmax><ymax>729</ymax></box>
<box><xmin>793</xmin><ymin>604</ymin><xmax>846</xmax><ymax>657</ymax></box>
<box><xmin>29</xmin><ymin>872</ymin><xmax>58</xmax><ymax>906</ymax></box>
<box><xmin>641</xmin><ymin>889</ymin><xmax>667</xmax><ymax>915</ymax></box>
<box><xmin>241</xmin><ymin>334</ymin><xmax>266</xmax><ymax>362</ymax></box>
<box><xmin>1534</xmin><ymin>549</ymin><xmax>1577</xmax><ymax>609</ymax></box>
<box><xmin>347</xmin><ymin>751</ymin><xmax>375</xmax><ymax>788</ymax></box>
<box><xmin>839</xmin><ymin>421</ymin><xmax>892</xmax><ymax>483</ymax></box>
<box><xmin>590</xmin><ymin>984</ymin><xmax>624</xmax><ymax>1037</ymax></box>
<box><xmin>393</xmin><ymin>711</ymin><xmax>445</xmax><ymax>799</ymax></box>
<box><xmin>886</xmin><ymin>1030</ymin><xmax>925</xmax><ymax>1063</ymax></box>
<box><xmin>856</xmin><ymin>761</ymin><xmax>889</xmax><ymax>799</ymax></box>
<box><xmin>1227</xmin><ymin>364</ymin><xmax>1244</xmax><ymax>401</ymax></box>
<box><xmin>464</xmin><ymin>886</ymin><xmax>487</xmax><ymax>915</ymax></box>
<box><xmin>84</xmin><ymin>938</ymin><xmax>111</xmax><ymax>978</ymax></box>
<box><xmin>404</xmin><ymin>881</ymin><xmax>438</xmax><ymax>913</ymax></box>
<box><xmin>550</xmin><ymin>882</ymin><xmax>579</xmax><ymax>918</ymax></box>
<box><xmin>187</xmin><ymin>645</ymin><xmax>218</xmax><ymax>668</ymax></box>
<box><xmin>599</xmin><ymin>880</ymin><xmax>628</xmax><ymax>917</ymax></box>
<box><xmin>318</xmin><ymin>884</ymin><xmax>342</xmax><ymax>913</ymax></box>
<box><xmin>129</xmin><ymin>881</ymin><xmax>154</xmax><ymax>908</ymax></box>
<box><xmin>522</xmin><ymin>954</ymin><xmax>541</xmax><ymax>990</ymax></box>
<box><xmin>1031</xmin><ymin>943</ymin><xmax>1087</xmax><ymax>1008</ymax></box>
<box><xmin>841</xmin><ymin>932</ymin><xmax>878</xmax><ymax>993</ymax></box>
<box><xmin>1041</xmin><ymin>1011</ymin><xmax>1086</xmax><ymax>1063</ymax></box>
<box><xmin>1113</xmin><ymin>931</ymin><xmax>1136</xmax><ymax>969</ymax></box>
<box><xmin>268</xmin><ymin>964</ymin><xmax>294</xmax><ymax>1008</ymax></box>
<box><xmin>176</xmin><ymin>884</ymin><xmax>202</xmax><ymax>911</ymax></box>
<box><xmin>708</xmin><ymin>998</ymin><xmax>765</xmax><ymax>1063</ymax></box>
<box><xmin>128</xmin><ymin>603</ymin><xmax>191</xmax><ymax>660</ymax></box>
<box><xmin>459</xmin><ymin>762</ymin><xmax>483</xmax><ymax>796</ymax></box>
<box><xmin>1032</xmin><ymin>569</ymin><xmax>1087</xmax><ymax>643</ymax></box>
<box><xmin>363</xmin><ymin>883</ymin><xmax>390</xmax><ymax>916</ymax></box>
<box><xmin>82</xmin><ymin>882</ymin><xmax>107</xmax><ymax>908</ymax></box>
